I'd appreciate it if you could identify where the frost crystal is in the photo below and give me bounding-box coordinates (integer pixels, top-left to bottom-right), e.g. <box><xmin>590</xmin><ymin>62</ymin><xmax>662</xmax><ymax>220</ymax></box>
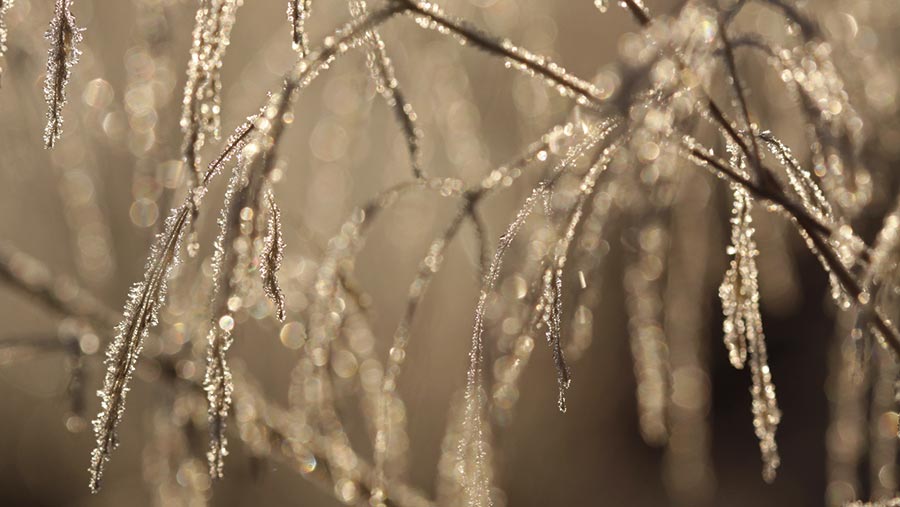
<box><xmin>43</xmin><ymin>0</ymin><xmax>83</xmax><ymax>149</ymax></box>
<box><xmin>350</xmin><ymin>0</ymin><xmax>423</xmax><ymax>178</ymax></box>
<box><xmin>88</xmin><ymin>118</ymin><xmax>253</xmax><ymax>493</ymax></box>
<box><xmin>288</xmin><ymin>0</ymin><xmax>311</xmax><ymax>57</ymax></box>
<box><xmin>181</xmin><ymin>0</ymin><xmax>243</xmax><ymax>185</ymax></box>
<box><xmin>462</xmin><ymin>182</ymin><xmax>549</xmax><ymax>507</ymax></box>
<box><xmin>260</xmin><ymin>189</ymin><xmax>287</xmax><ymax>322</ymax></box>
<box><xmin>718</xmin><ymin>144</ymin><xmax>781</xmax><ymax>482</ymax></box>
<box><xmin>89</xmin><ymin>205</ymin><xmax>192</xmax><ymax>493</ymax></box>
<box><xmin>204</xmin><ymin>90</ymin><xmax>293</xmax><ymax>479</ymax></box>
<box><xmin>759</xmin><ymin>131</ymin><xmax>833</xmax><ymax>224</ymax></box>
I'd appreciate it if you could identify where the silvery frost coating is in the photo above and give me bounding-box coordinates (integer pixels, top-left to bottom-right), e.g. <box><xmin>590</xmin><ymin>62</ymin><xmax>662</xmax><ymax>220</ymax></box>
<box><xmin>461</xmin><ymin>182</ymin><xmax>551</xmax><ymax>507</ymax></box>
<box><xmin>89</xmin><ymin>201</ymin><xmax>194</xmax><ymax>493</ymax></box>
<box><xmin>204</xmin><ymin>86</ymin><xmax>295</xmax><ymax>479</ymax></box>
<box><xmin>260</xmin><ymin>189</ymin><xmax>287</xmax><ymax>322</ymax></box>
<box><xmin>0</xmin><ymin>0</ymin><xmax>896</xmax><ymax>504</ymax></box>
<box><xmin>349</xmin><ymin>0</ymin><xmax>423</xmax><ymax>179</ymax></box>
<box><xmin>181</xmin><ymin>0</ymin><xmax>243</xmax><ymax>187</ymax></box>
<box><xmin>719</xmin><ymin>141</ymin><xmax>781</xmax><ymax>483</ymax></box>
<box><xmin>287</xmin><ymin>0</ymin><xmax>311</xmax><ymax>57</ymax></box>
<box><xmin>89</xmin><ymin>118</ymin><xmax>255</xmax><ymax>493</ymax></box>
<box><xmin>43</xmin><ymin>0</ymin><xmax>83</xmax><ymax>148</ymax></box>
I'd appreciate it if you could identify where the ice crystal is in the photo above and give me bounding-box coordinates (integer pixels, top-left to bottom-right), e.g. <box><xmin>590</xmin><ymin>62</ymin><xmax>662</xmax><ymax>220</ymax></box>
<box><xmin>89</xmin><ymin>204</ymin><xmax>193</xmax><ymax>493</ymax></box>
<box><xmin>462</xmin><ymin>182</ymin><xmax>549</xmax><ymax>507</ymax></box>
<box><xmin>350</xmin><ymin>0</ymin><xmax>423</xmax><ymax>178</ymax></box>
<box><xmin>205</xmin><ymin>88</ymin><xmax>294</xmax><ymax>479</ymax></box>
<box><xmin>288</xmin><ymin>0</ymin><xmax>311</xmax><ymax>56</ymax></box>
<box><xmin>88</xmin><ymin>118</ymin><xmax>253</xmax><ymax>493</ymax></box>
<box><xmin>718</xmin><ymin>144</ymin><xmax>781</xmax><ymax>482</ymax></box>
<box><xmin>260</xmin><ymin>189</ymin><xmax>287</xmax><ymax>322</ymax></box>
<box><xmin>537</xmin><ymin>141</ymin><xmax>618</xmax><ymax>412</ymax></box>
<box><xmin>181</xmin><ymin>0</ymin><xmax>243</xmax><ymax>185</ymax></box>
<box><xmin>43</xmin><ymin>0</ymin><xmax>83</xmax><ymax>149</ymax></box>
<box><xmin>401</xmin><ymin>0</ymin><xmax>605</xmax><ymax>110</ymax></box>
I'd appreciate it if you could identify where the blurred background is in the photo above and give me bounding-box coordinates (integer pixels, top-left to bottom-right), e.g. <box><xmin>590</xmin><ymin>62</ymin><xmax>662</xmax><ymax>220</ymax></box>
<box><xmin>0</xmin><ymin>0</ymin><xmax>898</xmax><ymax>505</ymax></box>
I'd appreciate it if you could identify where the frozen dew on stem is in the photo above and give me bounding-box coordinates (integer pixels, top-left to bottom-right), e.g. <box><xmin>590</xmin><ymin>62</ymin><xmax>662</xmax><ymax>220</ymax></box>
<box><xmin>718</xmin><ymin>142</ymin><xmax>781</xmax><ymax>482</ymax></box>
<box><xmin>288</xmin><ymin>0</ymin><xmax>312</xmax><ymax>57</ymax></box>
<box><xmin>43</xmin><ymin>0</ymin><xmax>84</xmax><ymax>149</ymax></box>
<box><xmin>461</xmin><ymin>182</ymin><xmax>551</xmax><ymax>506</ymax></box>
<box><xmin>260</xmin><ymin>190</ymin><xmax>287</xmax><ymax>322</ymax></box>
<box><xmin>89</xmin><ymin>205</ymin><xmax>194</xmax><ymax>493</ymax></box>
<box><xmin>88</xmin><ymin>117</ymin><xmax>255</xmax><ymax>493</ymax></box>
<box><xmin>349</xmin><ymin>0</ymin><xmax>424</xmax><ymax>179</ymax></box>
<box><xmin>204</xmin><ymin>88</ymin><xmax>296</xmax><ymax>479</ymax></box>
<box><xmin>181</xmin><ymin>0</ymin><xmax>243</xmax><ymax>186</ymax></box>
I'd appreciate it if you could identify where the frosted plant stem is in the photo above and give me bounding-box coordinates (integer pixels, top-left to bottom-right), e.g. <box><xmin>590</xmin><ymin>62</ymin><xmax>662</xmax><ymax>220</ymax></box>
<box><xmin>91</xmin><ymin>6</ymin><xmax>402</xmax><ymax>490</ymax></box>
<box><xmin>181</xmin><ymin>0</ymin><xmax>243</xmax><ymax>189</ymax></box>
<box><xmin>538</xmin><ymin>141</ymin><xmax>619</xmax><ymax>412</ymax></box>
<box><xmin>43</xmin><ymin>0</ymin><xmax>83</xmax><ymax>148</ymax></box>
<box><xmin>89</xmin><ymin>119</ymin><xmax>253</xmax><ymax>492</ymax></box>
<box><xmin>685</xmin><ymin>145</ymin><xmax>900</xmax><ymax>356</ymax></box>
<box><xmin>350</xmin><ymin>0</ymin><xmax>423</xmax><ymax>179</ymax></box>
<box><xmin>396</xmin><ymin>0</ymin><xmax>607</xmax><ymax>111</ymax></box>
<box><xmin>371</xmin><ymin>125</ymin><xmax>563</xmax><ymax>503</ymax></box>
<box><xmin>288</xmin><ymin>0</ymin><xmax>311</xmax><ymax>56</ymax></box>
<box><xmin>461</xmin><ymin>182</ymin><xmax>550</xmax><ymax>507</ymax></box>
<box><xmin>0</xmin><ymin>245</ymin><xmax>432</xmax><ymax>506</ymax></box>
<box><xmin>260</xmin><ymin>190</ymin><xmax>287</xmax><ymax>321</ymax></box>
<box><xmin>204</xmin><ymin>91</ymin><xmax>293</xmax><ymax>479</ymax></box>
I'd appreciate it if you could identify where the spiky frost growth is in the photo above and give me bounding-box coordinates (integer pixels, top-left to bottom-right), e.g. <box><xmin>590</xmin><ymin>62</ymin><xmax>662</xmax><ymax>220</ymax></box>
<box><xmin>43</xmin><ymin>0</ymin><xmax>83</xmax><ymax>149</ymax></box>
<box><xmin>181</xmin><ymin>0</ymin><xmax>243</xmax><ymax>186</ymax></box>
<box><xmin>0</xmin><ymin>0</ymin><xmax>12</xmax><ymax>87</ymax></box>
<box><xmin>287</xmin><ymin>0</ymin><xmax>311</xmax><ymax>57</ymax></box>
<box><xmin>205</xmin><ymin>86</ymin><xmax>294</xmax><ymax>479</ymax></box>
<box><xmin>260</xmin><ymin>189</ymin><xmax>287</xmax><ymax>322</ymax></box>
<box><xmin>89</xmin><ymin>204</ymin><xmax>193</xmax><ymax>493</ymax></box>
<box><xmin>89</xmin><ymin>119</ymin><xmax>254</xmax><ymax>493</ymax></box>
<box><xmin>718</xmin><ymin>145</ymin><xmax>781</xmax><ymax>482</ymax></box>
